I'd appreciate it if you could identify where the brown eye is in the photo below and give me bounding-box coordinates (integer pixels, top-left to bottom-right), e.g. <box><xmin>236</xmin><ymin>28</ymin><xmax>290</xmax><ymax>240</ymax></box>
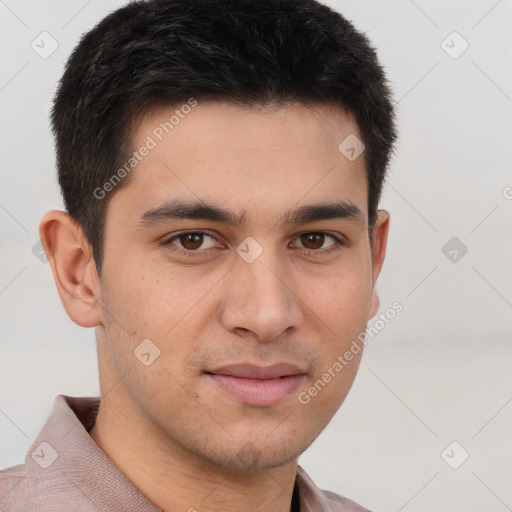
<box><xmin>178</xmin><ymin>232</ymin><xmax>204</xmax><ymax>250</ymax></box>
<box><xmin>295</xmin><ymin>232</ymin><xmax>338</xmax><ymax>251</ymax></box>
<box><xmin>164</xmin><ymin>231</ymin><xmax>218</xmax><ymax>252</ymax></box>
<box><xmin>300</xmin><ymin>233</ymin><xmax>324</xmax><ymax>250</ymax></box>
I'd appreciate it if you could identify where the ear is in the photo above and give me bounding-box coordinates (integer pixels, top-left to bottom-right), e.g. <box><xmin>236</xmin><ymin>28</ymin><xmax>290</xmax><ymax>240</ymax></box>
<box><xmin>39</xmin><ymin>210</ymin><xmax>102</xmax><ymax>328</ymax></box>
<box><xmin>368</xmin><ymin>209</ymin><xmax>390</xmax><ymax>320</ymax></box>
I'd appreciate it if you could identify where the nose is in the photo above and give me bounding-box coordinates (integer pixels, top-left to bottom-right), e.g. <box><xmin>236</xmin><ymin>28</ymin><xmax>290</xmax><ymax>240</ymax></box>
<box><xmin>218</xmin><ymin>248</ymin><xmax>304</xmax><ymax>342</ymax></box>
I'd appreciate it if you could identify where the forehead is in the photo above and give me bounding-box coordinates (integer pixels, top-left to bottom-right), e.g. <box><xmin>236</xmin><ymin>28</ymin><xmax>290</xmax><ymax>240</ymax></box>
<box><xmin>109</xmin><ymin>101</ymin><xmax>368</xmax><ymax>227</ymax></box>
<box><xmin>135</xmin><ymin>100</ymin><xmax>361</xmax><ymax>155</ymax></box>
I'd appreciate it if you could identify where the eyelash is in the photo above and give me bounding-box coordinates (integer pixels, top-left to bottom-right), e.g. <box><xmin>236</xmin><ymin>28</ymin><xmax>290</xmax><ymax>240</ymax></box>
<box><xmin>160</xmin><ymin>230</ymin><xmax>345</xmax><ymax>258</ymax></box>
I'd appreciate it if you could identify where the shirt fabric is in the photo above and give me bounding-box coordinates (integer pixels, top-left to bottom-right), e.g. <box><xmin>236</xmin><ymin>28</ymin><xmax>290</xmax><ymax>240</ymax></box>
<box><xmin>0</xmin><ymin>395</ymin><xmax>371</xmax><ymax>512</ymax></box>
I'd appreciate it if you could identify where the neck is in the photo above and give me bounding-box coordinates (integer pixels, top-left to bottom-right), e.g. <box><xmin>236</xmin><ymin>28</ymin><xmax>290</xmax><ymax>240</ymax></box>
<box><xmin>89</xmin><ymin>381</ymin><xmax>298</xmax><ymax>512</ymax></box>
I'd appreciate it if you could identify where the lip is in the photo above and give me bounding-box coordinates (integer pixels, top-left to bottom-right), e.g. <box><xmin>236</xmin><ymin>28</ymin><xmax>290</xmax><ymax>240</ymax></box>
<box><xmin>205</xmin><ymin>363</ymin><xmax>307</xmax><ymax>407</ymax></box>
<box><xmin>208</xmin><ymin>362</ymin><xmax>306</xmax><ymax>379</ymax></box>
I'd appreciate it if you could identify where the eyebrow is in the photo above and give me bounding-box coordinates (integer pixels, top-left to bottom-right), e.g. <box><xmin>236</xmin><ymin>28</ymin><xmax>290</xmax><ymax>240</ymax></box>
<box><xmin>135</xmin><ymin>199</ymin><xmax>365</xmax><ymax>229</ymax></box>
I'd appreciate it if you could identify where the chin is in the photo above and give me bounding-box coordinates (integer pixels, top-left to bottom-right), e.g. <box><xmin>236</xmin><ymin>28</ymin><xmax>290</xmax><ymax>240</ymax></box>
<box><xmin>202</xmin><ymin>434</ymin><xmax>310</xmax><ymax>471</ymax></box>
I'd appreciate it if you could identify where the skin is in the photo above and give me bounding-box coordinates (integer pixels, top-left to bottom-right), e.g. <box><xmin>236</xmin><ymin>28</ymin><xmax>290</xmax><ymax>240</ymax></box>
<box><xmin>40</xmin><ymin>101</ymin><xmax>389</xmax><ymax>512</ymax></box>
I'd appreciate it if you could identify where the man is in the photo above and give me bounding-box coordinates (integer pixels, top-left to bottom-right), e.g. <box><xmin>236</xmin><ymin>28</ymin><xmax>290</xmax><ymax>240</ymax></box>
<box><xmin>0</xmin><ymin>0</ymin><xmax>397</xmax><ymax>510</ymax></box>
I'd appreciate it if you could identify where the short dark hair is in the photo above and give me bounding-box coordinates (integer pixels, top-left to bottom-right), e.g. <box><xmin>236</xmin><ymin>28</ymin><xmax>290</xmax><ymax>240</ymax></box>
<box><xmin>51</xmin><ymin>0</ymin><xmax>397</xmax><ymax>277</ymax></box>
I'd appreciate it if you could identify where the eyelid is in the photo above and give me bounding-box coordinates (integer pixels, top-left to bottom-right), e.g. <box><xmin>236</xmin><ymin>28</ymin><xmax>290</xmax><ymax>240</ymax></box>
<box><xmin>290</xmin><ymin>232</ymin><xmax>341</xmax><ymax>248</ymax></box>
<box><xmin>161</xmin><ymin>229</ymin><xmax>223</xmax><ymax>251</ymax></box>
<box><xmin>290</xmin><ymin>232</ymin><xmax>346</xmax><ymax>257</ymax></box>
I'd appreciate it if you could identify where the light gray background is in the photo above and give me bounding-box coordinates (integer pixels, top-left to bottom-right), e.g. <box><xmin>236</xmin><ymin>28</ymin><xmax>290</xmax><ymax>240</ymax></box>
<box><xmin>1</xmin><ymin>1</ymin><xmax>511</xmax><ymax>511</ymax></box>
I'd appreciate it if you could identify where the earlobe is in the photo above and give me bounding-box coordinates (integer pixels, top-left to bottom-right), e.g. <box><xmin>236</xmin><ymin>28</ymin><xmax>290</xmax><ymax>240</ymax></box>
<box><xmin>368</xmin><ymin>210</ymin><xmax>390</xmax><ymax>320</ymax></box>
<box><xmin>39</xmin><ymin>210</ymin><xmax>102</xmax><ymax>328</ymax></box>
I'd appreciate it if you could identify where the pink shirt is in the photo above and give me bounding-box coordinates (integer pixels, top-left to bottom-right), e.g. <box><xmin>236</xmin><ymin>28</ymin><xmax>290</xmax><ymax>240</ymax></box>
<box><xmin>0</xmin><ymin>395</ymin><xmax>370</xmax><ymax>511</ymax></box>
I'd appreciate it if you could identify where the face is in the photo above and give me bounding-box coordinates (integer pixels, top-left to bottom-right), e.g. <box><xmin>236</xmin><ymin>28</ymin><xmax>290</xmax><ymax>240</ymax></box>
<box><xmin>95</xmin><ymin>101</ymin><xmax>387</xmax><ymax>470</ymax></box>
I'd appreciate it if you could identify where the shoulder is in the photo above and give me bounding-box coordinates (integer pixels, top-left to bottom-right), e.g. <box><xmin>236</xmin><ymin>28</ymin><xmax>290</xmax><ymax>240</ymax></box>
<box><xmin>0</xmin><ymin>463</ymin><xmax>35</xmax><ymax>510</ymax></box>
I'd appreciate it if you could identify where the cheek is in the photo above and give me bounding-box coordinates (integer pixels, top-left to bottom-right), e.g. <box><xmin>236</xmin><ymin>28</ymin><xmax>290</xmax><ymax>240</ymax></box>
<box><xmin>299</xmin><ymin>263</ymin><xmax>372</xmax><ymax>408</ymax></box>
<box><xmin>104</xmin><ymin>253</ymin><xmax>179</xmax><ymax>329</ymax></box>
<box><xmin>103</xmin><ymin>261</ymin><xmax>212</xmax><ymax>375</ymax></box>
<box><xmin>306</xmin><ymin>261</ymin><xmax>373</xmax><ymax>333</ymax></box>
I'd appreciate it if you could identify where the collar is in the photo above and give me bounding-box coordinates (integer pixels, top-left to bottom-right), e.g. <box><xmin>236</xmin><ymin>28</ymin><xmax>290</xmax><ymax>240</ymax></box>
<box><xmin>23</xmin><ymin>395</ymin><xmax>361</xmax><ymax>511</ymax></box>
